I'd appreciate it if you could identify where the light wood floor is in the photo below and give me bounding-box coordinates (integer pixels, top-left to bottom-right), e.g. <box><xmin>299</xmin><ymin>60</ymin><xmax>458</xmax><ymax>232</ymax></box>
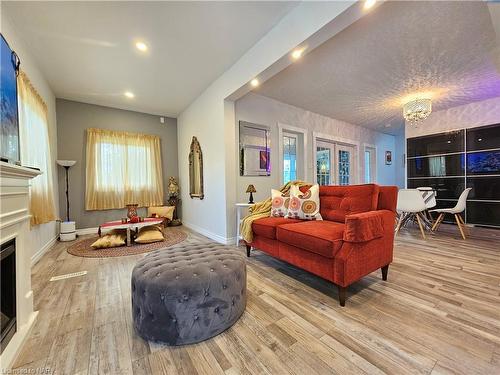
<box><xmin>11</xmin><ymin>224</ymin><xmax>500</xmax><ymax>374</ymax></box>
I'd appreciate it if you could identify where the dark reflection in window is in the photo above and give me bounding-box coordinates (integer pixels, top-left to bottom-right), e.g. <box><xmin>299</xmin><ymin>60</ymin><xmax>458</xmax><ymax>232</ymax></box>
<box><xmin>467</xmin><ymin>150</ymin><xmax>500</xmax><ymax>175</ymax></box>
<box><xmin>407</xmin><ymin>178</ymin><xmax>465</xmax><ymax>199</ymax></box>
<box><xmin>408</xmin><ymin>154</ymin><xmax>464</xmax><ymax>178</ymax></box>
<box><xmin>466</xmin><ymin>124</ymin><xmax>500</xmax><ymax>151</ymax></box>
<box><xmin>407</xmin><ymin>130</ymin><xmax>464</xmax><ymax>157</ymax></box>
<box><xmin>467</xmin><ymin>177</ymin><xmax>500</xmax><ymax>200</ymax></box>
<box><xmin>467</xmin><ymin>201</ymin><xmax>500</xmax><ymax>226</ymax></box>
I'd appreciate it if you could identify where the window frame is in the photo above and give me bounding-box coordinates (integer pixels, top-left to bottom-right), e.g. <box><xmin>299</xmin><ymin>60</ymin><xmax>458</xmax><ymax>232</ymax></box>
<box><xmin>363</xmin><ymin>143</ymin><xmax>377</xmax><ymax>183</ymax></box>
<box><xmin>278</xmin><ymin>123</ymin><xmax>308</xmax><ymax>186</ymax></box>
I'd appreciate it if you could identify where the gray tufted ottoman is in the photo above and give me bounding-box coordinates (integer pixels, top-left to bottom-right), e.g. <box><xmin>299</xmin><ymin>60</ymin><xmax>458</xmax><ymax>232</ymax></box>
<box><xmin>131</xmin><ymin>242</ymin><xmax>246</xmax><ymax>345</ymax></box>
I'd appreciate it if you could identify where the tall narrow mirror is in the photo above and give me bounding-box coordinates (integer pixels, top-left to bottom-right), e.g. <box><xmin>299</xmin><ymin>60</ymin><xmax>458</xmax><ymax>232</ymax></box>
<box><xmin>239</xmin><ymin>121</ymin><xmax>271</xmax><ymax>176</ymax></box>
<box><xmin>189</xmin><ymin>136</ymin><xmax>204</xmax><ymax>199</ymax></box>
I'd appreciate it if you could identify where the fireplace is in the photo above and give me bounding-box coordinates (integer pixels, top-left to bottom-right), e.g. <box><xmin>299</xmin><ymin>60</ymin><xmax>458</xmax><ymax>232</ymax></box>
<box><xmin>1</xmin><ymin>239</ymin><xmax>16</xmax><ymax>353</ymax></box>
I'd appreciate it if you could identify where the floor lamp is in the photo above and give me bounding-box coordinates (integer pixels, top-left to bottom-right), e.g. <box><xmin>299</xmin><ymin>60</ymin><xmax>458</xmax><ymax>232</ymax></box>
<box><xmin>56</xmin><ymin>160</ymin><xmax>76</xmax><ymax>241</ymax></box>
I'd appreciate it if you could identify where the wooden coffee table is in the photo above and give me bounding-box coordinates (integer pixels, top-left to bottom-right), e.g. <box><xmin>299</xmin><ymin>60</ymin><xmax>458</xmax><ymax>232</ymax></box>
<box><xmin>98</xmin><ymin>218</ymin><xmax>164</xmax><ymax>246</ymax></box>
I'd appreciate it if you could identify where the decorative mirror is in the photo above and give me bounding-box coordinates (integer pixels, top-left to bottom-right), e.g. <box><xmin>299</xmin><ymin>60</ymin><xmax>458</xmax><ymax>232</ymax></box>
<box><xmin>189</xmin><ymin>136</ymin><xmax>204</xmax><ymax>199</ymax></box>
<box><xmin>239</xmin><ymin>121</ymin><xmax>271</xmax><ymax>176</ymax></box>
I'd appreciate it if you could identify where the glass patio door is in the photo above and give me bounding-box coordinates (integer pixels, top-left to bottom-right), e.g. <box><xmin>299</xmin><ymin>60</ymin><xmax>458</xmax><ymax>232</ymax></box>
<box><xmin>316</xmin><ymin>140</ymin><xmax>355</xmax><ymax>185</ymax></box>
<box><xmin>316</xmin><ymin>141</ymin><xmax>334</xmax><ymax>185</ymax></box>
<box><xmin>337</xmin><ymin>144</ymin><xmax>354</xmax><ymax>185</ymax></box>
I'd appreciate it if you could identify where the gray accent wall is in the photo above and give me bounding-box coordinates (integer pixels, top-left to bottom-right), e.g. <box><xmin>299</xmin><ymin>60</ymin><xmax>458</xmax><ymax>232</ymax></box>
<box><xmin>56</xmin><ymin>99</ymin><xmax>178</xmax><ymax>229</ymax></box>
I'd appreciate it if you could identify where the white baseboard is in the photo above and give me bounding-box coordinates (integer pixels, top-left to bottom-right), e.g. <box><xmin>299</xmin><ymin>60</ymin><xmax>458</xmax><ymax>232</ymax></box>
<box><xmin>76</xmin><ymin>227</ymin><xmax>98</xmax><ymax>235</ymax></box>
<box><xmin>183</xmin><ymin>221</ymin><xmax>235</xmax><ymax>245</ymax></box>
<box><xmin>31</xmin><ymin>236</ymin><xmax>57</xmax><ymax>266</ymax></box>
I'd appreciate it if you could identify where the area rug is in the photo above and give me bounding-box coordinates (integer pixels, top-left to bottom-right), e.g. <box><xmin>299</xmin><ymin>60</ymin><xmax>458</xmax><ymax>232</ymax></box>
<box><xmin>67</xmin><ymin>228</ymin><xmax>187</xmax><ymax>258</ymax></box>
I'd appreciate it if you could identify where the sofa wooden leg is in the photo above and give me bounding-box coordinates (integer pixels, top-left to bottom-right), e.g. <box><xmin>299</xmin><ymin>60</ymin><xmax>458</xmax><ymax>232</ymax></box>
<box><xmin>337</xmin><ymin>285</ymin><xmax>346</xmax><ymax>307</ymax></box>
<box><xmin>246</xmin><ymin>245</ymin><xmax>251</xmax><ymax>257</ymax></box>
<box><xmin>381</xmin><ymin>264</ymin><xmax>389</xmax><ymax>281</ymax></box>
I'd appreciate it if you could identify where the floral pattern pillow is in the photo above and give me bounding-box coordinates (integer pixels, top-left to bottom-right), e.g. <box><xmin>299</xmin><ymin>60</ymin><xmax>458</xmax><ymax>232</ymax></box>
<box><xmin>286</xmin><ymin>184</ymin><xmax>322</xmax><ymax>220</ymax></box>
<box><xmin>271</xmin><ymin>189</ymin><xmax>290</xmax><ymax>217</ymax></box>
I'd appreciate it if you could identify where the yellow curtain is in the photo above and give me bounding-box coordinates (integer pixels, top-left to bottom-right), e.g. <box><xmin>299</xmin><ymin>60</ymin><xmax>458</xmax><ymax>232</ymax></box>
<box><xmin>17</xmin><ymin>71</ymin><xmax>57</xmax><ymax>225</ymax></box>
<box><xmin>85</xmin><ymin>128</ymin><xmax>164</xmax><ymax>210</ymax></box>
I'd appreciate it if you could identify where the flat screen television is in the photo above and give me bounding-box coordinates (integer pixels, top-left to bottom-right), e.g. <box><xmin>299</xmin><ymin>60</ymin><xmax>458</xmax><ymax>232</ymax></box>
<box><xmin>0</xmin><ymin>33</ymin><xmax>20</xmax><ymax>164</ymax></box>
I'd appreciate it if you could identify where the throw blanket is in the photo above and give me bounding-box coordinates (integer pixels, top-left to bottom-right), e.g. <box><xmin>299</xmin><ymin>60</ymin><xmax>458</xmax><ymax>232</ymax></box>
<box><xmin>240</xmin><ymin>180</ymin><xmax>310</xmax><ymax>243</ymax></box>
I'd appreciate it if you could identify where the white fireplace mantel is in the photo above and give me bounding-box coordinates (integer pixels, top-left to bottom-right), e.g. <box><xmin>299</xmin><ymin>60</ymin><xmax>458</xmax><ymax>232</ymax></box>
<box><xmin>0</xmin><ymin>161</ymin><xmax>41</xmax><ymax>369</ymax></box>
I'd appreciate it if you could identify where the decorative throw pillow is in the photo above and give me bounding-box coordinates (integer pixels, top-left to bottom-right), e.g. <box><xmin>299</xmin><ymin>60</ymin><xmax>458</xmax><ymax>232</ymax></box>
<box><xmin>135</xmin><ymin>225</ymin><xmax>165</xmax><ymax>244</ymax></box>
<box><xmin>91</xmin><ymin>229</ymin><xmax>127</xmax><ymax>249</ymax></box>
<box><xmin>286</xmin><ymin>184</ymin><xmax>322</xmax><ymax>220</ymax></box>
<box><xmin>271</xmin><ymin>189</ymin><xmax>290</xmax><ymax>217</ymax></box>
<box><xmin>147</xmin><ymin>206</ymin><xmax>175</xmax><ymax>221</ymax></box>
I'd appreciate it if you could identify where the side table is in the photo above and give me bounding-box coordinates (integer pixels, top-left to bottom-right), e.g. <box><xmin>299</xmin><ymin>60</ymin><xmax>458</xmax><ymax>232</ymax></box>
<box><xmin>235</xmin><ymin>203</ymin><xmax>253</xmax><ymax>246</ymax></box>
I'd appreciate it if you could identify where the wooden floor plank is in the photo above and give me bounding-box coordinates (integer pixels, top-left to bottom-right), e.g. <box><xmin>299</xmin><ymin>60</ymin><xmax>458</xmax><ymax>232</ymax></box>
<box><xmin>10</xmin><ymin>225</ymin><xmax>500</xmax><ymax>374</ymax></box>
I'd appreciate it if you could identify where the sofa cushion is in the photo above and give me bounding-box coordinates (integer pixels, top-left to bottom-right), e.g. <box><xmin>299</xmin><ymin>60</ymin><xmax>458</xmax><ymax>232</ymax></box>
<box><xmin>252</xmin><ymin>217</ymin><xmax>301</xmax><ymax>240</ymax></box>
<box><xmin>319</xmin><ymin>184</ymin><xmax>379</xmax><ymax>223</ymax></box>
<box><xmin>276</xmin><ymin>221</ymin><xmax>344</xmax><ymax>258</ymax></box>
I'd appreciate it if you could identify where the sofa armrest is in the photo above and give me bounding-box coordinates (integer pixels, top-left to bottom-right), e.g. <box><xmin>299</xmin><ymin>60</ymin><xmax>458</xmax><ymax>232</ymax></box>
<box><xmin>343</xmin><ymin>210</ymin><xmax>385</xmax><ymax>243</ymax></box>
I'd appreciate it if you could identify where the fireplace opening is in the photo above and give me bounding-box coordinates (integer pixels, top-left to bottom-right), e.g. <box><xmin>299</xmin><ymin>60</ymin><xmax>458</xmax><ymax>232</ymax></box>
<box><xmin>1</xmin><ymin>239</ymin><xmax>16</xmax><ymax>353</ymax></box>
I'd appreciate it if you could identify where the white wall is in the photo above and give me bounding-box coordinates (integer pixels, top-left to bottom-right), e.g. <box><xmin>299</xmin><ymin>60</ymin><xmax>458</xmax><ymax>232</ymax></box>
<box><xmin>2</xmin><ymin>16</ymin><xmax>60</xmax><ymax>263</ymax></box>
<box><xmin>178</xmin><ymin>2</ymin><xmax>356</xmax><ymax>243</ymax></box>
<box><xmin>406</xmin><ymin>96</ymin><xmax>500</xmax><ymax>138</ymax></box>
<box><xmin>235</xmin><ymin>93</ymin><xmax>399</xmax><ymax>203</ymax></box>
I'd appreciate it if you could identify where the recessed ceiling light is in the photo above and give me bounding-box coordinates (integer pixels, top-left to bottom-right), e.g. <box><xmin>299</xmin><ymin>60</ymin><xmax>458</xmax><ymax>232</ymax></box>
<box><xmin>291</xmin><ymin>48</ymin><xmax>304</xmax><ymax>60</ymax></box>
<box><xmin>364</xmin><ymin>0</ymin><xmax>376</xmax><ymax>10</ymax></box>
<box><xmin>250</xmin><ymin>79</ymin><xmax>259</xmax><ymax>87</ymax></box>
<box><xmin>124</xmin><ymin>91</ymin><xmax>135</xmax><ymax>98</ymax></box>
<box><xmin>135</xmin><ymin>41</ymin><xmax>148</xmax><ymax>52</ymax></box>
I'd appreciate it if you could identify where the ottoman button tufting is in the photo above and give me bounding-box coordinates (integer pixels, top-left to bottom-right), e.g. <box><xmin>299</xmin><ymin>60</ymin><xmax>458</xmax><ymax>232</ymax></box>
<box><xmin>131</xmin><ymin>243</ymin><xmax>246</xmax><ymax>346</ymax></box>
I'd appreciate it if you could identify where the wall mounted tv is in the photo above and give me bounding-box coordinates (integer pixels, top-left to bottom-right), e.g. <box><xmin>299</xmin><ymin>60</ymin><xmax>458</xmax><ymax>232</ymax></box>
<box><xmin>0</xmin><ymin>33</ymin><xmax>20</xmax><ymax>164</ymax></box>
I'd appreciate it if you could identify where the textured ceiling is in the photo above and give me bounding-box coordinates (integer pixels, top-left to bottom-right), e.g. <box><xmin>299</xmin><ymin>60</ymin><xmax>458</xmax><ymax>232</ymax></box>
<box><xmin>2</xmin><ymin>1</ymin><xmax>297</xmax><ymax>116</ymax></box>
<box><xmin>255</xmin><ymin>1</ymin><xmax>500</xmax><ymax>135</ymax></box>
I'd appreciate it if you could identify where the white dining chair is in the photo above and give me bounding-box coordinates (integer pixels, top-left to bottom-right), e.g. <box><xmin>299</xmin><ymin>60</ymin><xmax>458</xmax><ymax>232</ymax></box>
<box><xmin>416</xmin><ymin>186</ymin><xmax>437</xmax><ymax>224</ymax></box>
<box><xmin>396</xmin><ymin>189</ymin><xmax>428</xmax><ymax>239</ymax></box>
<box><xmin>430</xmin><ymin>188</ymin><xmax>472</xmax><ymax>240</ymax></box>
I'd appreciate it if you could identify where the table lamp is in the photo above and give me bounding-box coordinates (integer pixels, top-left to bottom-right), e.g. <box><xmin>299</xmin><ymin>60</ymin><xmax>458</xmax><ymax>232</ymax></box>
<box><xmin>246</xmin><ymin>184</ymin><xmax>256</xmax><ymax>204</ymax></box>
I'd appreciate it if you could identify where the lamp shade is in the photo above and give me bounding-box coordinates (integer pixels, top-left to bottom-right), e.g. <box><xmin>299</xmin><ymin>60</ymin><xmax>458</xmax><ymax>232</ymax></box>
<box><xmin>246</xmin><ymin>184</ymin><xmax>256</xmax><ymax>193</ymax></box>
<box><xmin>56</xmin><ymin>160</ymin><xmax>76</xmax><ymax>167</ymax></box>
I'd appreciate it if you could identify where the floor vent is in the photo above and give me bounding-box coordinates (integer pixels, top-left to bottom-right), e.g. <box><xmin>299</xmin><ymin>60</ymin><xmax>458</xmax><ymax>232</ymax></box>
<box><xmin>50</xmin><ymin>271</ymin><xmax>87</xmax><ymax>282</ymax></box>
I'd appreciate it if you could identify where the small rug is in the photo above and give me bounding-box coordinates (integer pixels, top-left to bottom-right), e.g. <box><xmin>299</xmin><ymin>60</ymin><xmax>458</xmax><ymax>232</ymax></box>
<box><xmin>67</xmin><ymin>228</ymin><xmax>187</xmax><ymax>258</ymax></box>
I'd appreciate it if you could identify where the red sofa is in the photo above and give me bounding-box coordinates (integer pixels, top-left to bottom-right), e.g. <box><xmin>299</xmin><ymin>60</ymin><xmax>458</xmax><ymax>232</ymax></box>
<box><xmin>245</xmin><ymin>184</ymin><xmax>398</xmax><ymax>306</ymax></box>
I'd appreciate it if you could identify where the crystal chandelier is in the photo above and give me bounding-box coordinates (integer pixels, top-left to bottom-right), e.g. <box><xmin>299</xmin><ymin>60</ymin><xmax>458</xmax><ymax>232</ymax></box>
<box><xmin>403</xmin><ymin>98</ymin><xmax>432</xmax><ymax>124</ymax></box>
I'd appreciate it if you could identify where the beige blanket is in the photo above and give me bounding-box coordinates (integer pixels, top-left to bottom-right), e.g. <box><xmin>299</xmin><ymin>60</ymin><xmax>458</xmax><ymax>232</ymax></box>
<box><xmin>240</xmin><ymin>180</ymin><xmax>309</xmax><ymax>243</ymax></box>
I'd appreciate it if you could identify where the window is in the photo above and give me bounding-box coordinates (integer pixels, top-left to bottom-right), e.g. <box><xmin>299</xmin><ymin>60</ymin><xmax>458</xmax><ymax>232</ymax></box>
<box><xmin>364</xmin><ymin>151</ymin><xmax>371</xmax><ymax>182</ymax></box>
<box><xmin>338</xmin><ymin>149</ymin><xmax>350</xmax><ymax>185</ymax></box>
<box><xmin>283</xmin><ymin>134</ymin><xmax>297</xmax><ymax>183</ymax></box>
<box><xmin>316</xmin><ymin>146</ymin><xmax>331</xmax><ymax>185</ymax></box>
<box><xmin>364</xmin><ymin>146</ymin><xmax>376</xmax><ymax>183</ymax></box>
<box><xmin>17</xmin><ymin>71</ymin><xmax>56</xmax><ymax>225</ymax></box>
<box><xmin>85</xmin><ymin>128</ymin><xmax>164</xmax><ymax>210</ymax></box>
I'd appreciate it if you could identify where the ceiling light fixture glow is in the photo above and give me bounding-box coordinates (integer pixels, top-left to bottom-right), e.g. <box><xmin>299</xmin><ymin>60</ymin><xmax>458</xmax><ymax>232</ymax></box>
<box><xmin>250</xmin><ymin>79</ymin><xmax>259</xmax><ymax>87</ymax></box>
<box><xmin>124</xmin><ymin>91</ymin><xmax>135</xmax><ymax>98</ymax></box>
<box><xmin>291</xmin><ymin>48</ymin><xmax>304</xmax><ymax>60</ymax></box>
<box><xmin>364</xmin><ymin>0</ymin><xmax>377</xmax><ymax>9</ymax></box>
<box><xmin>135</xmin><ymin>41</ymin><xmax>148</xmax><ymax>52</ymax></box>
<box><xmin>403</xmin><ymin>98</ymin><xmax>432</xmax><ymax>125</ymax></box>
<box><xmin>364</xmin><ymin>0</ymin><xmax>376</xmax><ymax>10</ymax></box>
